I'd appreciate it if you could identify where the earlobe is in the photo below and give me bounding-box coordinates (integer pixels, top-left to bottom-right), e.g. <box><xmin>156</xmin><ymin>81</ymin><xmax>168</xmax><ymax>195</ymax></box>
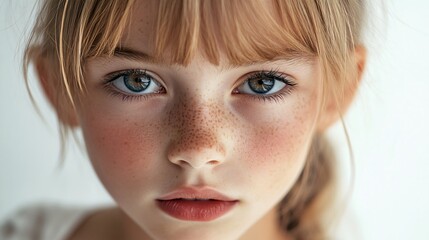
<box><xmin>35</xmin><ymin>54</ymin><xmax>80</xmax><ymax>127</ymax></box>
<box><xmin>317</xmin><ymin>45</ymin><xmax>367</xmax><ymax>132</ymax></box>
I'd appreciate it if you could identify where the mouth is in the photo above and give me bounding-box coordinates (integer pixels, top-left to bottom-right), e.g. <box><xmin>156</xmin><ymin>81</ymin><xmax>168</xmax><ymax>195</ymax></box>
<box><xmin>156</xmin><ymin>187</ymin><xmax>239</xmax><ymax>221</ymax></box>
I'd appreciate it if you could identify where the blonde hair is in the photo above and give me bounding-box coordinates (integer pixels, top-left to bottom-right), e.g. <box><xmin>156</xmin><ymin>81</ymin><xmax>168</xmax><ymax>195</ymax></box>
<box><xmin>24</xmin><ymin>0</ymin><xmax>366</xmax><ymax>239</ymax></box>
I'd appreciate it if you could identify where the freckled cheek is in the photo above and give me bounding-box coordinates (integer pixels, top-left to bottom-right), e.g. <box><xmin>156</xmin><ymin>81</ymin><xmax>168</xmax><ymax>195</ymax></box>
<box><xmin>237</xmin><ymin>101</ymin><xmax>317</xmax><ymax>169</ymax></box>
<box><xmin>241</xmin><ymin>121</ymin><xmax>311</xmax><ymax>171</ymax></box>
<box><xmin>234</xmin><ymin>108</ymin><xmax>317</xmax><ymax>199</ymax></box>
<box><xmin>80</xmin><ymin>116</ymin><xmax>162</xmax><ymax>191</ymax></box>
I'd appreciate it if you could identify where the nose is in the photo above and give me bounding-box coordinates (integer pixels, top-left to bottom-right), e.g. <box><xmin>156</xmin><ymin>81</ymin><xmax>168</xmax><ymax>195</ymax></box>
<box><xmin>166</xmin><ymin>99</ymin><xmax>228</xmax><ymax>169</ymax></box>
<box><xmin>168</xmin><ymin>145</ymin><xmax>226</xmax><ymax>169</ymax></box>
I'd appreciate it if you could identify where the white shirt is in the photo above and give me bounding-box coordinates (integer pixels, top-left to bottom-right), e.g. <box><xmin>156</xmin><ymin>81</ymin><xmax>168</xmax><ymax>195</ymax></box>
<box><xmin>0</xmin><ymin>203</ymin><xmax>95</xmax><ymax>240</ymax></box>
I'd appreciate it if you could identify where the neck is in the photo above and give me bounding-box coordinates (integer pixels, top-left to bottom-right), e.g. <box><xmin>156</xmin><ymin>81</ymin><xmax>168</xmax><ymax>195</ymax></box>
<box><xmin>239</xmin><ymin>205</ymin><xmax>292</xmax><ymax>240</ymax></box>
<box><xmin>118</xmin><ymin>209</ymin><xmax>152</xmax><ymax>240</ymax></box>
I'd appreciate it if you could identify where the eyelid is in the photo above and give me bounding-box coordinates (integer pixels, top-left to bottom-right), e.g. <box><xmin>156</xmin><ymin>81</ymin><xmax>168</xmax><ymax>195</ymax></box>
<box><xmin>230</xmin><ymin>69</ymin><xmax>298</xmax><ymax>104</ymax></box>
<box><xmin>234</xmin><ymin>70</ymin><xmax>297</xmax><ymax>91</ymax></box>
<box><xmin>103</xmin><ymin>69</ymin><xmax>162</xmax><ymax>84</ymax></box>
<box><xmin>102</xmin><ymin>69</ymin><xmax>167</xmax><ymax>92</ymax></box>
<box><xmin>102</xmin><ymin>69</ymin><xmax>166</xmax><ymax>101</ymax></box>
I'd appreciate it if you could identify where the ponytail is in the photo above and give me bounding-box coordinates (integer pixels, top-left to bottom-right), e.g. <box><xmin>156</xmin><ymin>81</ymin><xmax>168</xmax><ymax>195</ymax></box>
<box><xmin>279</xmin><ymin>135</ymin><xmax>337</xmax><ymax>240</ymax></box>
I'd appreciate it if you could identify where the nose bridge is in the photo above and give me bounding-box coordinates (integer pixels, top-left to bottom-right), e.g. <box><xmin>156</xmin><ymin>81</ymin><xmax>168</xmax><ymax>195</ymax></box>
<box><xmin>166</xmin><ymin>94</ymin><xmax>228</xmax><ymax>168</ymax></box>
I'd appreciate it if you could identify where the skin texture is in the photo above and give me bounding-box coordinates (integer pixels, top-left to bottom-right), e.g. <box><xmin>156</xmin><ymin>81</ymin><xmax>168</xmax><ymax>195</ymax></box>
<box><xmin>76</xmin><ymin>1</ymin><xmax>325</xmax><ymax>239</ymax></box>
<box><xmin>78</xmin><ymin>53</ymin><xmax>322</xmax><ymax>240</ymax></box>
<box><xmin>37</xmin><ymin>0</ymin><xmax>366</xmax><ymax>239</ymax></box>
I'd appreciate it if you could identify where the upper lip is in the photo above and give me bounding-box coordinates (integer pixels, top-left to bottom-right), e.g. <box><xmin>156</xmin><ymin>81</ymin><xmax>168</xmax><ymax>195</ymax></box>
<box><xmin>157</xmin><ymin>187</ymin><xmax>237</xmax><ymax>201</ymax></box>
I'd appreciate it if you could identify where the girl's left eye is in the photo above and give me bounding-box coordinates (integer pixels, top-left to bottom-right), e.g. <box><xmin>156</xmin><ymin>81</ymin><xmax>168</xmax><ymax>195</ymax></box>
<box><xmin>105</xmin><ymin>69</ymin><xmax>165</xmax><ymax>96</ymax></box>
<box><xmin>235</xmin><ymin>70</ymin><xmax>297</xmax><ymax>97</ymax></box>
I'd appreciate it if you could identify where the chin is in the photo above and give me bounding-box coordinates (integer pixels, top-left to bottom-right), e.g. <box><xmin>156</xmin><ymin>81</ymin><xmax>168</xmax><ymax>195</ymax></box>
<box><xmin>141</xmin><ymin>217</ymin><xmax>248</xmax><ymax>240</ymax></box>
<box><xmin>151</xmin><ymin>228</ymin><xmax>244</xmax><ymax>240</ymax></box>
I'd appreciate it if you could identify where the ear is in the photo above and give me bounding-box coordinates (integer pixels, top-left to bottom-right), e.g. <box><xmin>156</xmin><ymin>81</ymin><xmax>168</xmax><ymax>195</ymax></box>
<box><xmin>35</xmin><ymin>54</ymin><xmax>80</xmax><ymax>127</ymax></box>
<box><xmin>317</xmin><ymin>45</ymin><xmax>367</xmax><ymax>131</ymax></box>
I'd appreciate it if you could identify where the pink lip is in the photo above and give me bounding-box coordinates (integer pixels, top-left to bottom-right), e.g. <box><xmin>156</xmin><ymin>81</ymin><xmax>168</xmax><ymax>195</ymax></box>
<box><xmin>156</xmin><ymin>187</ymin><xmax>238</xmax><ymax>221</ymax></box>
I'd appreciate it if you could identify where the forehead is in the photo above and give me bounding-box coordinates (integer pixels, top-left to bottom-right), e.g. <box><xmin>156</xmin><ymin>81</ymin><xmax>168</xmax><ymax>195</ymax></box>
<box><xmin>120</xmin><ymin>0</ymin><xmax>157</xmax><ymax>55</ymax></box>
<box><xmin>116</xmin><ymin>0</ymin><xmax>315</xmax><ymax>67</ymax></box>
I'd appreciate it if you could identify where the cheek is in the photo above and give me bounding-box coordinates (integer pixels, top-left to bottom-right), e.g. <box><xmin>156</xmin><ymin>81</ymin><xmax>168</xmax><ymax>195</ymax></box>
<box><xmin>240</xmin><ymin>101</ymin><xmax>318</xmax><ymax>170</ymax></box>
<box><xmin>239</xmin><ymin>118</ymin><xmax>313</xmax><ymax>194</ymax></box>
<box><xmin>245</xmin><ymin>124</ymin><xmax>302</xmax><ymax>167</ymax></box>
<box><xmin>79</xmin><ymin>112</ymin><xmax>162</xmax><ymax>193</ymax></box>
<box><xmin>231</xmin><ymin>94</ymin><xmax>320</xmax><ymax>199</ymax></box>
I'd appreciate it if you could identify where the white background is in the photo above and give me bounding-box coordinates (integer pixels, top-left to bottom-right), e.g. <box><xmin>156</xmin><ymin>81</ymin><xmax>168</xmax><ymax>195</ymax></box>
<box><xmin>1</xmin><ymin>1</ymin><xmax>429</xmax><ymax>239</ymax></box>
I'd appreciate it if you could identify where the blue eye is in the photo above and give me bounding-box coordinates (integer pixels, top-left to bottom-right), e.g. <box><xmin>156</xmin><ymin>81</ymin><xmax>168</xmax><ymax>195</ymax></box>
<box><xmin>109</xmin><ymin>69</ymin><xmax>164</xmax><ymax>95</ymax></box>
<box><xmin>236</xmin><ymin>70</ymin><xmax>295</xmax><ymax>95</ymax></box>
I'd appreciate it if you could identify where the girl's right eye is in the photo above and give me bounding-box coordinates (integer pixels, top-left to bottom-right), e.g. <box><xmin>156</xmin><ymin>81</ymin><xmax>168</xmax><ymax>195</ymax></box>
<box><xmin>105</xmin><ymin>69</ymin><xmax>165</xmax><ymax>97</ymax></box>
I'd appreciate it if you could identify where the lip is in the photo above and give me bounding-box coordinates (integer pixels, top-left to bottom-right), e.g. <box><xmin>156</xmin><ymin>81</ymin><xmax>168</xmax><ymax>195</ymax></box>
<box><xmin>156</xmin><ymin>187</ymin><xmax>238</xmax><ymax>221</ymax></box>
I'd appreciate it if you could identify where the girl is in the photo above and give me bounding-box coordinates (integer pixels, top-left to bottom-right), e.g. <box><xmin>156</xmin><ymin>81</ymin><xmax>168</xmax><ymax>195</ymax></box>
<box><xmin>1</xmin><ymin>0</ymin><xmax>367</xmax><ymax>239</ymax></box>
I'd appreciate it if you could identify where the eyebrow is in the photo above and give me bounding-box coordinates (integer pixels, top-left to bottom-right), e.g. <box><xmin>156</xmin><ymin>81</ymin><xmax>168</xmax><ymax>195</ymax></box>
<box><xmin>113</xmin><ymin>47</ymin><xmax>158</xmax><ymax>63</ymax></box>
<box><xmin>111</xmin><ymin>47</ymin><xmax>315</xmax><ymax>69</ymax></box>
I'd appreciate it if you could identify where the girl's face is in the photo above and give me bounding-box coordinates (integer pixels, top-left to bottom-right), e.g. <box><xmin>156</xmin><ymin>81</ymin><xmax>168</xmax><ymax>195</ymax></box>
<box><xmin>77</xmin><ymin>1</ymin><xmax>323</xmax><ymax>239</ymax></box>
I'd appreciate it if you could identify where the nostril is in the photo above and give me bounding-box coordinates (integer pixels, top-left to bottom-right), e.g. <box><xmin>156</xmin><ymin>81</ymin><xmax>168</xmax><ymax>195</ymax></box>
<box><xmin>207</xmin><ymin>160</ymin><xmax>220</xmax><ymax>165</ymax></box>
<box><xmin>176</xmin><ymin>159</ymin><xmax>188</xmax><ymax>166</ymax></box>
<box><xmin>174</xmin><ymin>158</ymin><xmax>220</xmax><ymax>169</ymax></box>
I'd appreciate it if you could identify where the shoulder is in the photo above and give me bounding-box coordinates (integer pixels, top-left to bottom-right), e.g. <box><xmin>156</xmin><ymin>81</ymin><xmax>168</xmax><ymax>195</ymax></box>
<box><xmin>0</xmin><ymin>203</ymin><xmax>95</xmax><ymax>240</ymax></box>
<box><xmin>67</xmin><ymin>207</ymin><xmax>123</xmax><ymax>240</ymax></box>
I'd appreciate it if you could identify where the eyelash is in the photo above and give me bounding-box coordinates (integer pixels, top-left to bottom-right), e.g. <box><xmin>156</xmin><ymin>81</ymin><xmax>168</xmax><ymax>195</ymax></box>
<box><xmin>239</xmin><ymin>70</ymin><xmax>297</xmax><ymax>103</ymax></box>
<box><xmin>102</xmin><ymin>69</ymin><xmax>297</xmax><ymax>103</ymax></box>
<box><xmin>103</xmin><ymin>69</ymin><xmax>162</xmax><ymax>102</ymax></box>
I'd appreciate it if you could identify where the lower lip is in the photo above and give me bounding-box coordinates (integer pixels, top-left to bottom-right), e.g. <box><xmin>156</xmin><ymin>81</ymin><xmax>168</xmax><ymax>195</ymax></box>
<box><xmin>156</xmin><ymin>199</ymin><xmax>238</xmax><ymax>221</ymax></box>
